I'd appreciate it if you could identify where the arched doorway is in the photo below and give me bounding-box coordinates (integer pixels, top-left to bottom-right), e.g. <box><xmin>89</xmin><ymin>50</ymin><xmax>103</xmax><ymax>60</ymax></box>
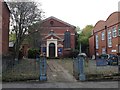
<box><xmin>49</xmin><ymin>43</ymin><xmax>55</xmax><ymax>57</ymax></box>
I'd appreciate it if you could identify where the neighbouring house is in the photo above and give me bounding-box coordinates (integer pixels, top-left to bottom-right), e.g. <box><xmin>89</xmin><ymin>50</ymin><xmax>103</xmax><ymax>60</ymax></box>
<box><xmin>89</xmin><ymin>12</ymin><xmax>120</xmax><ymax>58</ymax></box>
<box><xmin>0</xmin><ymin>0</ymin><xmax>10</xmax><ymax>55</ymax></box>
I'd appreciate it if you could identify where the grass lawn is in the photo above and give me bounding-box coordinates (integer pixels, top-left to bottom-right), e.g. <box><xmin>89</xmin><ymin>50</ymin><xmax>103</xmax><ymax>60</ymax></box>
<box><xmin>2</xmin><ymin>58</ymin><xmax>40</xmax><ymax>82</ymax></box>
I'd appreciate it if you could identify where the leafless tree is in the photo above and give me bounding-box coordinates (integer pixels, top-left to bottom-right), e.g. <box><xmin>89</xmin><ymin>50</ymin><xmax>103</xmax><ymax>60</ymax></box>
<box><xmin>7</xmin><ymin>0</ymin><xmax>44</xmax><ymax>61</ymax></box>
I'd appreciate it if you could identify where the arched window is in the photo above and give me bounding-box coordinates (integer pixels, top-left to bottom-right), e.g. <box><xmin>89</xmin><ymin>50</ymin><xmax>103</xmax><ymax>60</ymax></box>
<box><xmin>50</xmin><ymin>21</ymin><xmax>54</xmax><ymax>26</ymax></box>
<box><xmin>64</xmin><ymin>31</ymin><xmax>71</xmax><ymax>48</ymax></box>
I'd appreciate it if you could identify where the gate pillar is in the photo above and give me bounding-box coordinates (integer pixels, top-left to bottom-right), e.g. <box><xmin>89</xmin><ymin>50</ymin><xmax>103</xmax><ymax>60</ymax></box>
<box><xmin>39</xmin><ymin>56</ymin><xmax>47</xmax><ymax>81</ymax></box>
<box><xmin>78</xmin><ymin>55</ymin><xmax>86</xmax><ymax>81</ymax></box>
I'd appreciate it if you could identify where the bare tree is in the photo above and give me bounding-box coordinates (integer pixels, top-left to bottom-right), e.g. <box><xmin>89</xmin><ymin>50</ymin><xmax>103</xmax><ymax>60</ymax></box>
<box><xmin>27</xmin><ymin>22</ymin><xmax>43</xmax><ymax>49</ymax></box>
<box><xmin>7</xmin><ymin>0</ymin><xmax>44</xmax><ymax>61</ymax></box>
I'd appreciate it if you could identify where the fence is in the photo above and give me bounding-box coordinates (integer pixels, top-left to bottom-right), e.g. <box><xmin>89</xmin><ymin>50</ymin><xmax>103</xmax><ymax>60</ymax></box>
<box><xmin>2</xmin><ymin>55</ymin><xmax>15</xmax><ymax>72</ymax></box>
<box><xmin>73</xmin><ymin>56</ymin><xmax>119</xmax><ymax>81</ymax></box>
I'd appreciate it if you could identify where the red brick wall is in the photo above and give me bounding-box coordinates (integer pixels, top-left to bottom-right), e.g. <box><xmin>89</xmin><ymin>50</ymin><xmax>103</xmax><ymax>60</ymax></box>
<box><xmin>0</xmin><ymin>1</ymin><xmax>2</xmax><ymax>55</ymax></box>
<box><xmin>0</xmin><ymin>1</ymin><xmax>10</xmax><ymax>55</ymax></box>
<box><xmin>40</xmin><ymin>17</ymin><xmax>76</xmax><ymax>57</ymax></box>
<box><xmin>93</xmin><ymin>20</ymin><xmax>106</xmax><ymax>33</ymax></box>
<box><xmin>89</xmin><ymin>12</ymin><xmax>120</xmax><ymax>57</ymax></box>
<box><xmin>89</xmin><ymin>35</ymin><xmax>94</xmax><ymax>57</ymax></box>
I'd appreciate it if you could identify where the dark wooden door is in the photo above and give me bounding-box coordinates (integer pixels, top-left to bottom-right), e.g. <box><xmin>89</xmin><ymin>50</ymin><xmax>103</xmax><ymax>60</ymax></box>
<box><xmin>49</xmin><ymin>43</ymin><xmax>55</xmax><ymax>57</ymax></box>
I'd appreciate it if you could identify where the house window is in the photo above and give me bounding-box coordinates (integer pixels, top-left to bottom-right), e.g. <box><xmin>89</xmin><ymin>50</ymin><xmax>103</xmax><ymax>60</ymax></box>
<box><xmin>102</xmin><ymin>48</ymin><xmax>106</xmax><ymax>54</ymax></box>
<box><xmin>108</xmin><ymin>30</ymin><xmax>112</xmax><ymax>47</ymax></box>
<box><xmin>64</xmin><ymin>31</ymin><xmax>71</xmax><ymax>48</ymax></box>
<box><xmin>96</xmin><ymin>34</ymin><xmax>99</xmax><ymax>49</ymax></box>
<box><xmin>112</xmin><ymin>26</ymin><xmax>117</xmax><ymax>37</ymax></box>
<box><xmin>118</xmin><ymin>25</ymin><xmax>120</xmax><ymax>36</ymax></box>
<box><xmin>101</xmin><ymin>31</ymin><xmax>105</xmax><ymax>40</ymax></box>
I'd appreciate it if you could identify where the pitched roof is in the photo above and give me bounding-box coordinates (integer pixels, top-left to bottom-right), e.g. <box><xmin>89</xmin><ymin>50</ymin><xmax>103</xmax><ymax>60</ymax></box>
<box><xmin>41</xmin><ymin>16</ymin><xmax>76</xmax><ymax>28</ymax></box>
<box><xmin>42</xmin><ymin>33</ymin><xmax>63</xmax><ymax>41</ymax></box>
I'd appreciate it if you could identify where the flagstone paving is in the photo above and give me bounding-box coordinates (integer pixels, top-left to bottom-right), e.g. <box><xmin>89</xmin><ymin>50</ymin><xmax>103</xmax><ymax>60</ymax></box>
<box><xmin>47</xmin><ymin>59</ymin><xmax>76</xmax><ymax>82</ymax></box>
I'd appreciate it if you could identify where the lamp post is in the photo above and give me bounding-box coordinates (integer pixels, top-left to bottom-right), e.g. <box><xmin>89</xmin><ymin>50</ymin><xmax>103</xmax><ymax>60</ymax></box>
<box><xmin>79</xmin><ymin>42</ymin><xmax>81</xmax><ymax>54</ymax></box>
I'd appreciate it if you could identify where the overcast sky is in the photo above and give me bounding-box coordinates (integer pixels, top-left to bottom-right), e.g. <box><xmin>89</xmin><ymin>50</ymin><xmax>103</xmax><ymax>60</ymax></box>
<box><xmin>36</xmin><ymin>0</ymin><xmax>120</xmax><ymax>29</ymax></box>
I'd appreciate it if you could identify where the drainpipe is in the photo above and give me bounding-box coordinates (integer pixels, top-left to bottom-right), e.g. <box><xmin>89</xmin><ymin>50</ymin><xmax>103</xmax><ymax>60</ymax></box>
<box><xmin>105</xmin><ymin>26</ymin><xmax>107</xmax><ymax>54</ymax></box>
<box><xmin>93</xmin><ymin>30</ymin><xmax>96</xmax><ymax>59</ymax></box>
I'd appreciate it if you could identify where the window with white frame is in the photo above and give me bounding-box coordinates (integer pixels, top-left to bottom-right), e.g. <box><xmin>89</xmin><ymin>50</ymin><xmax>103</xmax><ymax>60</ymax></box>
<box><xmin>102</xmin><ymin>48</ymin><xmax>106</xmax><ymax>54</ymax></box>
<box><xmin>118</xmin><ymin>25</ymin><xmax>120</xmax><ymax>36</ymax></box>
<box><xmin>101</xmin><ymin>31</ymin><xmax>105</xmax><ymax>40</ymax></box>
<box><xmin>108</xmin><ymin>30</ymin><xmax>112</xmax><ymax>47</ymax></box>
<box><xmin>96</xmin><ymin>35</ymin><xmax>99</xmax><ymax>49</ymax></box>
<box><xmin>112</xmin><ymin>26</ymin><xmax>117</xmax><ymax>37</ymax></box>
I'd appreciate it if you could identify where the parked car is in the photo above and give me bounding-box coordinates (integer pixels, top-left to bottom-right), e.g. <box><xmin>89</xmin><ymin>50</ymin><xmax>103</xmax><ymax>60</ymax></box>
<box><xmin>78</xmin><ymin>53</ymin><xmax>87</xmax><ymax>58</ymax></box>
<box><xmin>106</xmin><ymin>54</ymin><xmax>118</xmax><ymax>65</ymax></box>
<box><xmin>99</xmin><ymin>54</ymin><xmax>119</xmax><ymax>65</ymax></box>
<box><xmin>99</xmin><ymin>54</ymin><xmax>108</xmax><ymax>59</ymax></box>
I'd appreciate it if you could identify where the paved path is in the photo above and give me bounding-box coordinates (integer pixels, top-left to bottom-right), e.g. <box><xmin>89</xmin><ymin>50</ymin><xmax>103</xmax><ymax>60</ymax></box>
<box><xmin>47</xmin><ymin>60</ymin><xmax>76</xmax><ymax>82</ymax></box>
<box><xmin>2</xmin><ymin>81</ymin><xmax>119</xmax><ymax>88</ymax></box>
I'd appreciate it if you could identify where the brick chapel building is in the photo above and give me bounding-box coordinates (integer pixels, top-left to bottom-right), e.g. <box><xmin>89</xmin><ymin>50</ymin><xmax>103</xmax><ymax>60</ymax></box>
<box><xmin>89</xmin><ymin>12</ymin><xmax>120</xmax><ymax>57</ymax></box>
<box><xmin>0</xmin><ymin>0</ymin><xmax>10</xmax><ymax>55</ymax></box>
<box><xmin>39</xmin><ymin>16</ymin><xmax>76</xmax><ymax>58</ymax></box>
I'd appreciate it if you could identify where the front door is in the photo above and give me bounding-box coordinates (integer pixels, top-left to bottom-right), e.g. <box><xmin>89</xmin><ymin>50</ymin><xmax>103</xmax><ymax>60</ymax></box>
<box><xmin>49</xmin><ymin>43</ymin><xmax>55</xmax><ymax>57</ymax></box>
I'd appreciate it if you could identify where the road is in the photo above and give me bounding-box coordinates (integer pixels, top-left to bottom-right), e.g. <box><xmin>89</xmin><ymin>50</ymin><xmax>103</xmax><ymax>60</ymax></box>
<box><xmin>2</xmin><ymin>81</ymin><xmax>119</xmax><ymax>88</ymax></box>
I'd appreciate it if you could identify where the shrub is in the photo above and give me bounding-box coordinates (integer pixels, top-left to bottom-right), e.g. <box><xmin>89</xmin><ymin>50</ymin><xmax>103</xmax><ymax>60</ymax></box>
<box><xmin>28</xmin><ymin>48</ymin><xmax>39</xmax><ymax>59</ymax></box>
<box><xmin>70</xmin><ymin>49</ymin><xmax>79</xmax><ymax>58</ymax></box>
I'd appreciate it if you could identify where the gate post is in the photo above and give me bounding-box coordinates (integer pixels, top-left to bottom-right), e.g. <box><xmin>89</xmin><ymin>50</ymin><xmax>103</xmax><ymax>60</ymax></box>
<box><xmin>39</xmin><ymin>55</ymin><xmax>47</xmax><ymax>81</ymax></box>
<box><xmin>78</xmin><ymin>55</ymin><xmax>86</xmax><ymax>81</ymax></box>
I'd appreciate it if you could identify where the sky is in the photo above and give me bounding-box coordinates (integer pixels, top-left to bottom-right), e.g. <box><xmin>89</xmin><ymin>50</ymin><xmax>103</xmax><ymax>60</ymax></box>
<box><xmin>35</xmin><ymin>0</ymin><xmax>120</xmax><ymax>29</ymax></box>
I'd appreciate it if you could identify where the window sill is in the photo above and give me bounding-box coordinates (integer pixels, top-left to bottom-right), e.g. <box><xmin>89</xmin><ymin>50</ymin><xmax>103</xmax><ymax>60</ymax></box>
<box><xmin>108</xmin><ymin>46</ymin><xmax>112</xmax><ymax>48</ymax></box>
<box><xmin>64</xmin><ymin>48</ymin><xmax>71</xmax><ymax>50</ymax></box>
<box><xmin>112</xmin><ymin>36</ymin><xmax>117</xmax><ymax>38</ymax></box>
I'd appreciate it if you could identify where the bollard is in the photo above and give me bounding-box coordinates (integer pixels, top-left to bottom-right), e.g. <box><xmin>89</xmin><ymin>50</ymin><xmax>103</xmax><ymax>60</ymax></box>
<box><xmin>39</xmin><ymin>56</ymin><xmax>47</xmax><ymax>81</ymax></box>
<box><xmin>78</xmin><ymin>55</ymin><xmax>86</xmax><ymax>81</ymax></box>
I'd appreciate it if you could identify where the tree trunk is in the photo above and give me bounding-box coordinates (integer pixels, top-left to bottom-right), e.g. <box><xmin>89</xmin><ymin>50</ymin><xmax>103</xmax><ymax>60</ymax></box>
<box><xmin>14</xmin><ymin>37</ymin><xmax>21</xmax><ymax>63</ymax></box>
